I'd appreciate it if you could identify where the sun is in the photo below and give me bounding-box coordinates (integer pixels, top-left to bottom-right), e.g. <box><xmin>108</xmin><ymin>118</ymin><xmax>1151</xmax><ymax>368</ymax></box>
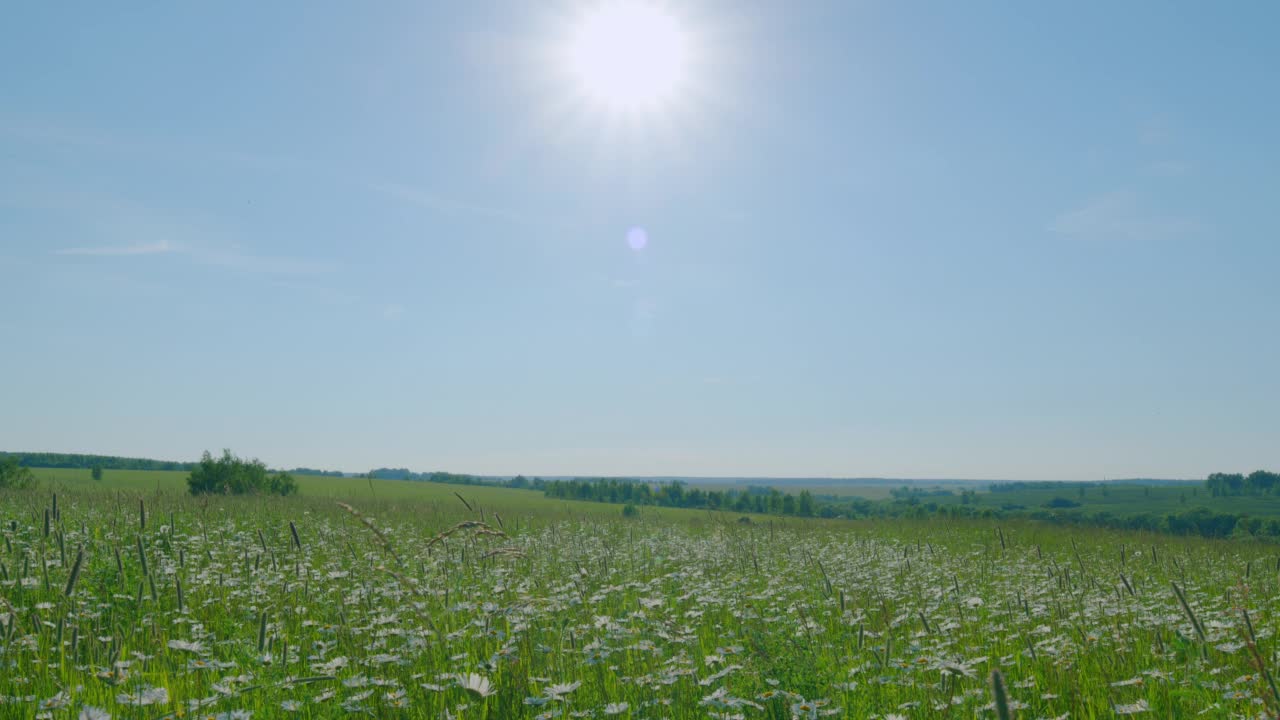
<box><xmin>565</xmin><ymin>1</ymin><xmax>691</xmax><ymax>112</ymax></box>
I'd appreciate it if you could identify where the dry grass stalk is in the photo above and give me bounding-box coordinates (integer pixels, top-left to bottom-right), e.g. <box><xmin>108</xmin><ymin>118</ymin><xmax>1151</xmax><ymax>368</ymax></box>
<box><xmin>336</xmin><ymin>502</ymin><xmax>404</xmax><ymax>568</ymax></box>
<box><xmin>425</xmin><ymin>520</ymin><xmax>510</xmax><ymax>549</ymax></box>
<box><xmin>480</xmin><ymin>547</ymin><xmax>527</xmax><ymax>560</ymax></box>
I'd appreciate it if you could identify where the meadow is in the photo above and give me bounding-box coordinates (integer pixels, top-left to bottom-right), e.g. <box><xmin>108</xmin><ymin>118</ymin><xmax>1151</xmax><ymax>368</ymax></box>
<box><xmin>3</xmin><ymin>471</ymin><xmax>1280</xmax><ymax>718</ymax></box>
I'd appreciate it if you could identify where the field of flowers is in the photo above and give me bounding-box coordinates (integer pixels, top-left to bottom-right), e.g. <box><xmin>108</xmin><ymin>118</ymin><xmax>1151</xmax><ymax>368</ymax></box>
<box><xmin>2</xmin><ymin>484</ymin><xmax>1279</xmax><ymax>719</ymax></box>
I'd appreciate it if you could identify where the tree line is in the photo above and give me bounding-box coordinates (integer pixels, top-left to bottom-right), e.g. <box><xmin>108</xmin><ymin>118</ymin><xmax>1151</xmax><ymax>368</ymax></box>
<box><xmin>1205</xmin><ymin>470</ymin><xmax>1280</xmax><ymax>496</ymax></box>
<box><xmin>0</xmin><ymin>451</ymin><xmax>195</xmax><ymax>471</ymax></box>
<box><xmin>539</xmin><ymin>478</ymin><xmax>838</xmax><ymax>517</ymax></box>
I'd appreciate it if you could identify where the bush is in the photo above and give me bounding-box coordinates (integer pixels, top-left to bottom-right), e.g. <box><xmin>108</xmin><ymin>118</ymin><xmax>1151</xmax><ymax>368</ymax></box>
<box><xmin>187</xmin><ymin>450</ymin><xmax>298</xmax><ymax>496</ymax></box>
<box><xmin>622</xmin><ymin>503</ymin><xmax>639</xmax><ymax>517</ymax></box>
<box><xmin>1044</xmin><ymin>497</ymin><xmax>1082</xmax><ymax>509</ymax></box>
<box><xmin>0</xmin><ymin>456</ymin><xmax>36</xmax><ymax>489</ymax></box>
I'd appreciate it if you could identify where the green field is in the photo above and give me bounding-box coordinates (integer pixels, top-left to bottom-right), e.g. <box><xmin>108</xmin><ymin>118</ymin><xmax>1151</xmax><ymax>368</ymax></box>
<box><xmin>942</xmin><ymin>481</ymin><xmax>1280</xmax><ymax>518</ymax></box>
<box><xmin>4</xmin><ymin>473</ymin><xmax>1280</xmax><ymax>718</ymax></box>
<box><xmin>26</xmin><ymin>466</ymin><xmax>760</xmax><ymax>523</ymax></box>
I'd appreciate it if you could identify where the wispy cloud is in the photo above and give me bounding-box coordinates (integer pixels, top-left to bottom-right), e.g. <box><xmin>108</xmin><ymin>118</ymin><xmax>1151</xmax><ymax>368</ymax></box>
<box><xmin>369</xmin><ymin>180</ymin><xmax>572</xmax><ymax>231</ymax></box>
<box><xmin>191</xmin><ymin>247</ymin><xmax>335</xmax><ymax>276</ymax></box>
<box><xmin>52</xmin><ymin>238</ymin><xmax>328</xmax><ymax>274</ymax></box>
<box><xmin>1049</xmin><ymin>190</ymin><xmax>1200</xmax><ymax>242</ymax></box>
<box><xmin>56</xmin><ymin>240</ymin><xmax>174</xmax><ymax>256</ymax></box>
<box><xmin>0</xmin><ymin>112</ymin><xmax>290</xmax><ymax>174</ymax></box>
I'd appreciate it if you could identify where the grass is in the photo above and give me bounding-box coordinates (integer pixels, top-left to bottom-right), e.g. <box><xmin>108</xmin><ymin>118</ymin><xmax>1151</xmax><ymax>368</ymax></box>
<box><xmin>2</xmin><ymin>473</ymin><xmax>1279</xmax><ymax>718</ymax></box>
<box><xmin>28</xmin><ymin>466</ymin><xmax>756</xmax><ymax>523</ymax></box>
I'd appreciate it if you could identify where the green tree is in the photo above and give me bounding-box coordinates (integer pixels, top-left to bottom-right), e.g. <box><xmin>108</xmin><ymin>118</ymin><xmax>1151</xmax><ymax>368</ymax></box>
<box><xmin>269</xmin><ymin>471</ymin><xmax>298</xmax><ymax>496</ymax></box>
<box><xmin>90</xmin><ymin>465</ymin><xmax>104</xmax><ymax>482</ymax></box>
<box><xmin>1247</xmin><ymin>470</ymin><xmax>1280</xmax><ymax>495</ymax></box>
<box><xmin>797</xmin><ymin>490</ymin><xmax>815</xmax><ymax>517</ymax></box>
<box><xmin>0</xmin><ymin>456</ymin><xmax>37</xmax><ymax>489</ymax></box>
<box><xmin>781</xmin><ymin>494</ymin><xmax>797</xmax><ymax>515</ymax></box>
<box><xmin>187</xmin><ymin>450</ymin><xmax>298</xmax><ymax>496</ymax></box>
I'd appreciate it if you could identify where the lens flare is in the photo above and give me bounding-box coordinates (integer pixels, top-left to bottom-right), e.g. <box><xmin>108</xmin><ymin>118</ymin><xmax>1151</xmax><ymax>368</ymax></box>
<box><xmin>627</xmin><ymin>227</ymin><xmax>649</xmax><ymax>250</ymax></box>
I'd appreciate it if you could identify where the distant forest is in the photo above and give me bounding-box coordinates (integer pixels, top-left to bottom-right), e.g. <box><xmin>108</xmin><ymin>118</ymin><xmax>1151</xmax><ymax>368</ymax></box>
<box><xmin>1</xmin><ymin>451</ymin><xmax>344</xmax><ymax>477</ymax></box>
<box><xmin>0</xmin><ymin>451</ymin><xmax>196</xmax><ymax>471</ymax></box>
<box><xmin>1205</xmin><ymin>471</ymin><xmax>1280</xmax><ymax>496</ymax></box>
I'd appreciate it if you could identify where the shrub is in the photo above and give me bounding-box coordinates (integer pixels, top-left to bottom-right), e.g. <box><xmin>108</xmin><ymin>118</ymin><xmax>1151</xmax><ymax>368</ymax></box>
<box><xmin>187</xmin><ymin>450</ymin><xmax>298</xmax><ymax>496</ymax></box>
<box><xmin>1044</xmin><ymin>497</ymin><xmax>1082</xmax><ymax>509</ymax></box>
<box><xmin>622</xmin><ymin>503</ymin><xmax>639</xmax><ymax>517</ymax></box>
<box><xmin>0</xmin><ymin>456</ymin><xmax>36</xmax><ymax>489</ymax></box>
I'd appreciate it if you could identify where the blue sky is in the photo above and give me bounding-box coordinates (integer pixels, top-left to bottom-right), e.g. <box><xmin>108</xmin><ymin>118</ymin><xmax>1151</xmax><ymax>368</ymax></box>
<box><xmin>2</xmin><ymin>1</ymin><xmax>1277</xmax><ymax>479</ymax></box>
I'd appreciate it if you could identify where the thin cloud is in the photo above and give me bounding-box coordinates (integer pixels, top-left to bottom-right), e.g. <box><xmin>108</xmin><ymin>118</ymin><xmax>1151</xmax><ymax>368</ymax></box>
<box><xmin>56</xmin><ymin>240</ymin><xmax>174</xmax><ymax>256</ymax></box>
<box><xmin>54</xmin><ymin>238</ymin><xmax>331</xmax><ymax>276</ymax></box>
<box><xmin>369</xmin><ymin>180</ymin><xmax>572</xmax><ymax>231</ymax></box>
<box><xmin>190</xmin><ymin>247</ymin><xmax>335</xmax><ymax>276</ymax></box>
<box><xmin>1049</xmin><ymin>190</ymin><xmax>1200</xmax><ymax>242</ymax></box>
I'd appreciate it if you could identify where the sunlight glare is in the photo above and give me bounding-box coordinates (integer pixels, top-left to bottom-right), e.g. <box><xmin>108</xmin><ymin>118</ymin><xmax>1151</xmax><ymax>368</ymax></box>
<box><xmin>566</xmin><ymin>1</ymin><xmax>690</xmax><ymax>112</ymax></box>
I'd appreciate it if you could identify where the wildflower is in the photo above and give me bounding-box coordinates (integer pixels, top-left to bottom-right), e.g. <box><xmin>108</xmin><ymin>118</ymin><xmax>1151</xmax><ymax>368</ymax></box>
<box><xmin>313</xmin><ymin>689</ymin><xmax>336</xmax><ymax>703</ymax></box>
<box><xmin>1115</xmin><ymin>699</ymin><xmax>1150</xmax><ymax>714</ymax></box>
<box><xmin>458</xmin><ymin>673</ymin><xmax>495</xmax><ymax>698</ymax></box>
<box><xmin>792</xmin><ymin>700</ymin><xmax>818</xmax><ymax>719</ymax></box>
<box><xmin>40</xmin><ymin>693</ymin><xmax>70</xmax><ymax>710</ymax></box>
<box><xmin>546</xmin><ymin>681</ymin><xmax>582</xmax><ymax>698</ymax></box>
<box><xmin>167</xmin><ymin>639</ymin><xmax>205</xmax><ymax>653</ymax></box>
<box><xmin>79</xmin><ymin>707</ymin><xmax>111</xmax><ymax>720</ymax></box>
<box><xmin>117</xmin><ymin>686</ymin><xmax>169</xmax><ymax>706</ymax></box>
<box><xmin>604</xmin><ymin>702</ymin><xmax>629</xmax><ymax>714</ymax></box>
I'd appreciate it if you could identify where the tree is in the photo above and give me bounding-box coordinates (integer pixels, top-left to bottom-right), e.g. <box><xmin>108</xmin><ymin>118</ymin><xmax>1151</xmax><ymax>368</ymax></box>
<box><xmin>187</xmin><ymin>450</ymin><xmax>298</xmax><ymax>496</ymax></box>
<box><xmin>1247</xmin><ymin>470</ymin><xmax>1280</xmax><ymax>495</ymax></box>
<box><xmin>269</xmin><ymin>471</ymin><xmax>298</xmax><ymax>496</ymax></box>
<box><xmin>0</xmin><ymin>456</ymin><xmax>37</xmax><ymax>489</ymax></box>
<box><xmin>797</xmin><ymin>490</ymin><xmax>815</xmax><ymax>517</ymax></box>
<box><xmin>91</xmin><ymin>465</ymin><xmax>104</xmax><ymax>482</ymax></box>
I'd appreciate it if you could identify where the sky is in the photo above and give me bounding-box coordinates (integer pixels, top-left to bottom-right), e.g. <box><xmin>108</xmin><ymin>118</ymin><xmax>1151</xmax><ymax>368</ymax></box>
<box><xmin>2</xmin><ymin>1</ymin><xmax>1277</xmax><ymax>480</ymax></box>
